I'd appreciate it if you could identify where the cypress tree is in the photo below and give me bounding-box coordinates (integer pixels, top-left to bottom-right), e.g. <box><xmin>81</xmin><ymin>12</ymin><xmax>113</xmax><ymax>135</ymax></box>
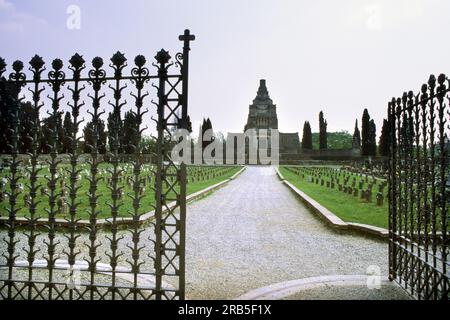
<box><xmin>369</xmin><ymin>119</ymin><xmax>377</xmax><ymax>156</ymax></box>
<box><xmin>40</xmin><ymin>111</ymin><xmax>63</xmax><ymax>154</ymax></box>
<box><xmin>122</xmin><ymin>111</ymin><xmax>140</xmax><ymax>154</ymax></box>
<box><xmin>319</xmin><ymin>111</ymin><xmax>327</xmax><ymax>150</ymax></box>
<box><xmin>200</xmin><ymin>118</ymin><xmax>206</xmax><ymax>151</ymax></box>
<box><xmin>201</xmin><ymin>117</ymin><xmax>214</xmax><ymax>151</ymax></box>
<box><xmin>99</xmin><ymin>119</ymin><xmax>108</xmax><ymax>154</ymax></box>
<box><xmin>352</xmin><ymin>119</ymin><xmax>361</xmax><ymax>149</ymax></box>
<box><xmin>107</xmin><ymin>110</ymin><xmax>123</xmax><ymax>154</ymax></box>
<box><xmin>62</xmin><ymin>112</ymin><xmax>74</xmax><ymax>153</ymax></box>
<box><xmin>361</xmin><ymin>108</ymin><xmax>371</xmax><ymax>156</ymax></box>
<box><xmin>200</xmin><ymin>118</ymin><xmax>215</xmax><ymax>162</ymax></box>
<box><xmin>186</xmin><ymin>115</ymin><xmax>192</xmax><ymax>133</ymax></box>
<box><xmin>301</xmin><ymin>121</ymin><xmax>313</xmax><ymax>150</ymax></box>
<box><xmin>379</xmin><ymin>118</ymin><xmax>390</xmax><ymax>157</ymax></box>
<box><xmin>19</xmin><ymin>102</ymin><xmax>34</xmax><ymax>154</ymax></box>
<box><xmin>83</xmin><ymin>119</ymin><xmax>107</xmax><ymax>154</ymax></box>
<box><xmin>0</xmin><ymin>81</ymin><xmax>15</xmax><ymax>153</ymax></box>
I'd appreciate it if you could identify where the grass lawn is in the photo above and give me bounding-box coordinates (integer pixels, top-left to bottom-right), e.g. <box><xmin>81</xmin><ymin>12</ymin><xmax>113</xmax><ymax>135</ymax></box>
<box><xmin>279</xmin><ymin>166</ymin><xmax>388</xmax><ymax>229</ymax></box>
<box><xmin>0</xmin><ymin>164</ymin><xmax>241</xmax><ymax>220</ymax></box>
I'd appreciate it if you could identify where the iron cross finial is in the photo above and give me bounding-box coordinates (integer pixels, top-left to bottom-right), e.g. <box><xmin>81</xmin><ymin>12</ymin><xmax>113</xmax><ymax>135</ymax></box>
<box><xmin>179</xmin><ymin>29</ymin><xmax>195</xmax><ymax>49</ymax></box>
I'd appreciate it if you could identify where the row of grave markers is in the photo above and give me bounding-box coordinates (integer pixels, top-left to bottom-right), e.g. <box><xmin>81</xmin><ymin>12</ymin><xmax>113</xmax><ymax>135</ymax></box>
<box><xmin>0</xmin><ymin>164</ymin><xmax>239</xmax><ymax>216</ymax></box>
<box><xmin>285</xmin><ymin>166</ymin><xmax>388</xmax><ymax>206</ymax></box>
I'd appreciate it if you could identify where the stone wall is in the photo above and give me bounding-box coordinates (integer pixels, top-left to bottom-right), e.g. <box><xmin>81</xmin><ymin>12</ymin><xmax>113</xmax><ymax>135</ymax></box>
<box><xmin>280</xmin><ymin>148</ymin><xmax>362</xmax><ymax>164</ymax></box>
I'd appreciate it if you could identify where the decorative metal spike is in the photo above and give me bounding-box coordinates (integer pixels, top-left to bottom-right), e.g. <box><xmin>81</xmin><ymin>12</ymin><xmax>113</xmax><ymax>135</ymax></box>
<box><xmin>12</xmin><ymin>60</ymin><xmax>24</xmax><ymax>72</ymax></box>
<box><xmin>69</xmin><ymin>53</ymin><xmax>85</xmax><ymax>69</ymax></box>
<box><xmin>110</xmin><ymin>51</ymin><xmax>127</xmax><ymax>67</ymax></box>
<box><xmin>155</xmin><ymin>49</ymin><xmax>171</xmax><ymax>64</ymax></box>
<box><xmin>29</xmin><ymin>55</ymin><xmax>45</xmax><ymax>71</ymax></box>
<box><xmin>428</xmin><ymin>74</ymin><xmax>436</xmax><ymax>87</ymax></box>
<box><xmin>134</xmin><ymin>55</ymin><xmax>146</xmax><ymax>67</ymax></box>
<box><xmin>92</xmin><ymin>56</ymin><xmax>103</xmax><ymax>69</ymax></box>
<box><xmin>51</xmin><ymin>58</ymin><xmax>63</xmax><ymax>71</ymax></box>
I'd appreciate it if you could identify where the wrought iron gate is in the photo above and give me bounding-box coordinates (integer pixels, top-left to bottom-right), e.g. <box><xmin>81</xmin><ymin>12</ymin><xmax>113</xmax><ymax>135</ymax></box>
<box><xmin>0</xmin><ymin>30</ymin><xmax>194</xmax><ymax>300</ymax></box>
<box><xmin>388</xmin><ymin>73</ymin><xmax>449</xmax><ymax>300</ymax></box>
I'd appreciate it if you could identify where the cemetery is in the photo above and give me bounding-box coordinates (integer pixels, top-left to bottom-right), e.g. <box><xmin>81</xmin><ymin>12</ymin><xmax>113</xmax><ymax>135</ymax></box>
<box><xmin>0</xmin><ymin>1</ymin><xmax>448</xmax><ymax>304</ymax></box>
<box><xmin>279</xmin><ymin>165</ymin><xmax>389</xmax><ymax>228</ymax></box>
<box><xmin>0</xmin><ymin>161</ymin><xmax>241</xmax><ymax>220</ymax></box>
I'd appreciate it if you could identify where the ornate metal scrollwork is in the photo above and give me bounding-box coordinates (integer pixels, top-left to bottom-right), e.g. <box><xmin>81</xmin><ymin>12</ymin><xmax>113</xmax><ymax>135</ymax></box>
<box><xmin>0</xmin><ymin>30</ymin><xmax>194</xmax><ymax>300</ymax></box>
<box><xmin>388</xmin><ymin>73</ymin><xmax>449</xmax><ymax>300</ymax></box>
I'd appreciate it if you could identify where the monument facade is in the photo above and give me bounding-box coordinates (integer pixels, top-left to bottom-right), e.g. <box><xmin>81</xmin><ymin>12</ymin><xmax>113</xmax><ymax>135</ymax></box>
<box><xmin>244</xmin><ymin>79</ymin><xmax>300</xmax><ymax>155</ymax></box>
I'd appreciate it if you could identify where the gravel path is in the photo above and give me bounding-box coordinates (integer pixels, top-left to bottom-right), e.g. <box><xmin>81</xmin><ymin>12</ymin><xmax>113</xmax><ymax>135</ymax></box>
<box><xmin>185</xmin><ymin>166</ymin><xmax>389</xmax><ymax>299</ymax></box>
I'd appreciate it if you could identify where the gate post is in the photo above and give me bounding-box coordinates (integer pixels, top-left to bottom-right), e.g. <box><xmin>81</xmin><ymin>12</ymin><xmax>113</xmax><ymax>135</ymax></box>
<box><xmin>154</xmin><ymin>49</ymin><xmax>171</xmax><ymax>300</ymax></box>
<box><xmin>177</xmin><ymin>30</ymin><xmax>194</xmax><ymax>300</ymax></box>
<box><xmin>179</xmin><ymin>163</ymin><xmax>187</xmax><ymax>299</ymax></box>
<box><xmin>153</xmin><ymin>30</ymin><xmax>194</xmax><ymax>300</ymax></box>
<box><xmin>388</xmin><ymin>99</ymin><xmax>397</xmax><ymax>281</ymax></box>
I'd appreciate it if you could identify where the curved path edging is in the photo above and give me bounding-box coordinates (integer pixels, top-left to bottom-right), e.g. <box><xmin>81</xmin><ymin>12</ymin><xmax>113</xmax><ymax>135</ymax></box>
<box><xmin>0</xmin><ymin>166</ymin><xmax>246</xmax><ymax>229</ymax></box>
<box><xmin>235</xmin><ymin>274</ymin><xmax>396</xmax><ymax>300</ymax></box>
<box><xmin>275</xmin><ymin>167</ymin><xmax>389</xmax><ymax>240</ymax></box>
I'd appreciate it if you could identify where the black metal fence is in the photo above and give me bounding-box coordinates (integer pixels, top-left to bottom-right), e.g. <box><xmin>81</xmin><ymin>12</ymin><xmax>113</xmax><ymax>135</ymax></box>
<box><xmin>388</xmin><ymin>73</ymin><xmax>449</xmax><ymax>300</ymax></box>
<box><xmin>0</xmin><ymin>30</ymin><xmax>194</xmax><ymax>300</ymax></box>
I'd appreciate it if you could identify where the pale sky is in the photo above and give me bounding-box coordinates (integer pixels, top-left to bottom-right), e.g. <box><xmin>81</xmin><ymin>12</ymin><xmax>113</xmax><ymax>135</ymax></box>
<box><xmin>1</xmin><ymin>0</ymin><xmax>449</xmax><ymax>137</ymax></box>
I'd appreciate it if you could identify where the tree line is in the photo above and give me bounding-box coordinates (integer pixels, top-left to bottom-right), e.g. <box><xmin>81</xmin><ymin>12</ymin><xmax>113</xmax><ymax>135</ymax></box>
<box><xmin>199</xmin><ymin>110</ymin><xmax>390</xmax><ymax>158</ymax></box>
<box><xmin>1</xmin><ymin>99</ymin><xmax>391</xmax><ymax>157</ymax></box>
<box><xmin>301</xmin><ymin>109</ymin><xmax>390</xmax><ymax>156</ymax></box>
<box><xmin>0</xmin><ymin>101</ymin><xmax>158</xmax><ymax>154</ymax></box>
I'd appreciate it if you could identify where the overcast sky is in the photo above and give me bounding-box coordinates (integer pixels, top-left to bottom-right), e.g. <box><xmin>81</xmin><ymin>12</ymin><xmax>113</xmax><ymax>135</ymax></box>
<box><xmin>1</xmin><ymin>0</ymin><xmax>449</xmax><ymax>136</ymax></box>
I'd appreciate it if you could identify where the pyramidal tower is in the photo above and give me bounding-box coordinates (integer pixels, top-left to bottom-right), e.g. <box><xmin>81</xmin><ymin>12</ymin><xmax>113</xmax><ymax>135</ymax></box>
<box><xmin>244</xmin><ymin>79</ymin><xmax>278</xmax><ymax>131</ymax></box>
<box><xmin>243</xmin><ymin>79</ymin><xmax>300</xmax><ymax>155</ymax></box>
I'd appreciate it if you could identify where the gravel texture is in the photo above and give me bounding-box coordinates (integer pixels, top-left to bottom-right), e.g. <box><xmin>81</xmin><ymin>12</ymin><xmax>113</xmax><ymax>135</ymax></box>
<box><xmin>0</xmin><ymin>166</ymin><xmax>395</xmax><ymax>300</ymax></box>
<box><xmin>185</xmin><ymin>166</ymin><xmax>390</xmax><ymax>299</ymax></box>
